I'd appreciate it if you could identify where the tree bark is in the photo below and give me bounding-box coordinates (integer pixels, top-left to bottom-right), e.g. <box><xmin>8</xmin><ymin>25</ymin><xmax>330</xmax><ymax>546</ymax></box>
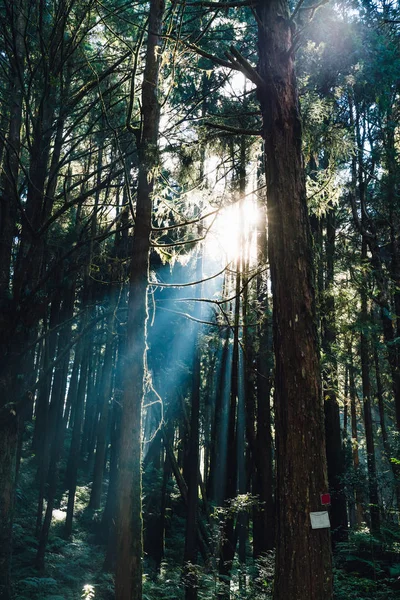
<box><xmin>115</xmin><ymin>0</ymin><xmax>164</xmax><ymax>597</ymax></box>
<box><xmin>322</xmin><ymin>210</ymin><xmax>348</xmax><ymax>544</ymax></box>
<box><xmin>256</xmin><ymin>1</ymin><xmax>333</xmax><ymax>597</ymax></box>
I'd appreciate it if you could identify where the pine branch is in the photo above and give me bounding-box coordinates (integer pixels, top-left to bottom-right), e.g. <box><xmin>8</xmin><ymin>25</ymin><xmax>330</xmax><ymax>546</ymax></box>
<box><xmin>184</xmin><ymin>40</ymin><xmax>238</xmax><ymax>70</ymax></box>
<box><xmin>64</xmin><ymin>51</ymin><xmax>131</xmax><ymax>112</ymax></box>
<box><xmin>226</xmin><ymin>46</ymin><xmax>264</xmax><ymax>87</ymax></box>
<box><xmin>205</xmin><ymin>121</ymin><xmax>261</xmax><ymax>136</ymax></box>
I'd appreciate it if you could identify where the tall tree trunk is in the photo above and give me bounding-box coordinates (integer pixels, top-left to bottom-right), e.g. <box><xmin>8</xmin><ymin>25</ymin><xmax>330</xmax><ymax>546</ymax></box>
<box><xmin>115</xmin><ymin>1</ymin><xmax>164</xmax><ymax>597</ymax></box>
<box><xmin>218</xmin><ymin>264</ymin><xmax>240</xmax><ymax>599</ymax></box>
<box><xmin>253</xmin><ymin>203</ymin><xmax>274</xmax><ymax>557</ymax></box>
<box><xmin>256</xmin><ymin>1</ymin><xmax>333</xmax><ymax>597</ymax></box>
<box><xmin>64</xmin><ymin>341</ymin><xmax>89</xmax><ymax>537</ymax></box>
<box><xmin>360</xmin><ymin>241</ymin><xmax>380</xmax><ymax>535</ymax></box>
<box><xmin>207</xmin><ymin>325</ymin><xmax>231</xmax><ymax>504</ymax></box>
<box><xmin>32</xmin><ymin>290</ymin><xmax>62</xmax><ymax>457</ymax></box>
<box><xmin>0</xmin><ymin>0</ymin><xmax>25</xmax><ymax>301</ymax></box>
<box><xmin>183</xmin><ymin>245</ymin><xmax>202</xmax><ymax>600</ymax></box>
<box><xmin>322</xmin><ymin>210</ymin><xmax>348</xmax><ymax>544</ymax></box>
<box><xmin>34</xmin><ymin>287</ymin><xmax>63</xmax><ymax>537</ymax></box>
<box><xmin>0</xmin><ymin>7</ymin><xmax>26</xmax><ymax>589</ymax></box>
<box><xmin>348</xmin><ymin>345</ymin><xmax>364</xmax><ymax>527</ymax></box>
<box><xmin>374</xmin><ymin>344</ymin><xmax>400</xmax><ymax>509</ymax></box>
<box><xmin>35</xmin><ymin>284</ymin><xmax>74</xmax><ymax>569</ymax></box>
<box><xmin>89</xmin><ymin>305</ymin><xmax>116</xmax><ymax>510</ymax></box>
<box><xmin>102</xmin><ymin>393</ymin><xmax>121</xmax><ymax>572</ymax></box>
<box><xmin>0</xmin><ymin>406</ymin><xmax>18</xmax><ymax>600</ymax></box>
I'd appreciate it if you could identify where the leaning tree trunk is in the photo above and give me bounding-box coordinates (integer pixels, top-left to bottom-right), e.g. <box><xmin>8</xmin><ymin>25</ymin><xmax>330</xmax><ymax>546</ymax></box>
<box><xmin>115</xmin><ymin>0</ymin><xmax>164</xmax><ymax>598</ymax></box>
<box><xmin>256</xmin><ymin>1</ymin><xmax>333</xmax><ymax>598</ymax></box>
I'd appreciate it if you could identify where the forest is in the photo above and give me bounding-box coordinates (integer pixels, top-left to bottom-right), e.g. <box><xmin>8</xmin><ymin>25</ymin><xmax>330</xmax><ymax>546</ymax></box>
<box><xmin>0</xmin><ymin>0</ymin><xmax>400</xmax><ymax>599</ymax></box>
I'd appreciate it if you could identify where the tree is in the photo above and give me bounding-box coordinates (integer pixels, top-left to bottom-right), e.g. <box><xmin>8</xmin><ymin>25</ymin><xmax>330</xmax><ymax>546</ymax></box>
<box><xmin>256</xmin><ymin>1</ymin><xmax>333</xmax><ymax>597</ymax></box>
<box><xmin>115</xmin><ymin>0</ymin><xmax>165</xmax><ymax>598</ymax></box>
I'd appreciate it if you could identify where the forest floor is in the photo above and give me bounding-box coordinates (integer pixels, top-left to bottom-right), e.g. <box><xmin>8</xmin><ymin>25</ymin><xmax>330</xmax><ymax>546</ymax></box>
<box><xmin>12</xmin><ymin>456</ymin><xmax>114</xmax><ymax>600</ymax></box>
<box><xmin>11</xmin><ymin>453</ymin><xmax>400</xmax><ymax>600</ymax></box>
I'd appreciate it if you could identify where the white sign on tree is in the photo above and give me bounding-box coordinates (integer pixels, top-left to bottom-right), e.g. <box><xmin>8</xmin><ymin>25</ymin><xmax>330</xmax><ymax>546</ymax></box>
<box><xmin>310</xmin><ymin>511</ymin><xmax>331</xmax><ymax>529</ymax></box>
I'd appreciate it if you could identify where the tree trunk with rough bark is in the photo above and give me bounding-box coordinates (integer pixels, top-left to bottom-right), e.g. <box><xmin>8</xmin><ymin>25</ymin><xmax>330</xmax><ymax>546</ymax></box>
<box><xmin>256</xmin><ymin>1</ymin><xmax>333</xmax><ymax>597</ymax></box>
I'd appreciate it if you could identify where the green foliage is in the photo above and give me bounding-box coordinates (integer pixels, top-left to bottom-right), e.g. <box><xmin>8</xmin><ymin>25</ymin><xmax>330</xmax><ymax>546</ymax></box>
<box><xmin>334</xmin><ymin>568</ymin><xmax>398</xmax><ymax>600</ymax></box>
<box><xmin>334</xmin><ymin>526</ymin><xmax>400</xmax><ymax>599</ymax></box>
<box><xmin>249</xmin><ymin>554</ymin><xmax>275</xmax><ymax>600</ymax></box>
<box><xmin>60</xmin><ymin>485</ymin><xmax>91</xmax><ymax>517</ymax></box>
<box><xmin>82</xmin><ymin>584</ymin><xmax>96</xmax><ymax>599</ymax></box>
<box><xmin>212</xmin><ymin>493</ymin><xmax>260</xmax><ymax>521</ymax></box>
<box><xmin>307</xmin><ymin>166</ymin><xmax>341</xmax><ymax>217</ymax></box>
<box><xmin>16</xmin><ymin>577</ymin><xmax>57</xmax><ymax>599</ymax></box>
<box><xmin>143</xmin><ymin>564</ymin><xmax>184</xmax><ymax>600</ymax></box>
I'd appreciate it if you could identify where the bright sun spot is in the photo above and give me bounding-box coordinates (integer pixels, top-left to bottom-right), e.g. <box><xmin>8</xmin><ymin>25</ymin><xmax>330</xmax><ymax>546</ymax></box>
<box><xmin>206</xmin><ymin>198</ymin><xmax>259</xmax><ymax>264</ymax></box>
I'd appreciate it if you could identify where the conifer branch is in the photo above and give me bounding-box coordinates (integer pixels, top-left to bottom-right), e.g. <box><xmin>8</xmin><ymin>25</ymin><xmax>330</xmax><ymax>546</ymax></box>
<box><xmin>205</xmin><ymin>121</ymin><xmax>261</xmax><ymax>136</ymax></box>
<box><xmin>226</xmin><ymin>46</ymin><xmax>264</xmax><ymax>88</ymax></box>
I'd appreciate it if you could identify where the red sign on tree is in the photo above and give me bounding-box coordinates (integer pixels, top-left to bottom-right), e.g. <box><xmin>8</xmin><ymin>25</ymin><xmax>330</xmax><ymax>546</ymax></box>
<box><xmin>320</xmin><ymin>493</ymin><xmax>331</xmax><ymax>506</ymax></box>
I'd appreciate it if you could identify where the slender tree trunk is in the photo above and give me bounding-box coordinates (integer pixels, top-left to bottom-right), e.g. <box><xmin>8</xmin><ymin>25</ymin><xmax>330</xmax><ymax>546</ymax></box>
<box><xmin>35</xmin><ymin>341</ymin><xmax>70</xmax><ymax>570</ymax></box>
<box><xmin>64</xmin><ymin>345</ymin><xmax>80</xmax><ymax>430</ymax></box>
<box><xmin>183</xmin><ymin>245</ymin><xmax>202</xmax><ymax>600</ymax></box>
<box><xmin>35</xmin><ymin>278</ymin><xmax>75</xmax><ymax>568</ymax></box>
<box><xmin>218</xmin><ymin>264</ymin><xmax>240</xmax><ymax>599</ymax></box>
<box><xmin>349</xmin><ymin>346</ymin><xmax>364</xmax><ymax>527</ymax></box>
<box><xmin>350</xmin><ymin>99</ymin><xmax>400</xmax><ymax>433</ymax></box>
<box><xmin>343</xmin><ymin>365</ymin><xmax>349</xmax><ymax>438</ymax></box>
<box><xmin>80</xmin><ymin>348</ymin><xmax>99</xmax><ymax>460</ymax></box>
<box><xmin>64</xmin><ymin>342</ymin><xmax>89</xmax><ymax>537</ymax></box>
<box><xmin>162</xmin><ymin>428</ymin><xmax>211</xmax><ymax>562</ymax></box>
<box><xmin>89</xmin><ymin>306</ymin><xmax>115</xmax><ymax>510</ymax></box>
<box><xmin>158</xmin><ymin>448</ymin><xmax>172</xmax><ymax>567</ymax></box>
<box><xmin>208</xmin><ymin>326</ymin><xmax>231</xmax><ymax>504</ymax></box>
<box><xmin>32</xmin><ymin>291</ymin><xmax>62</xmax><ymax>457</ymax></box>
<box><xmin>115</xmin><ymin>1</ymin><xmax>164</xmax><ymax>597</ymax></box>
<box><xmin>256</xmin><ymin>1</ymin><xmax>332</xmax><ymax>597</ymax></box>
<box><xmin>102</xmin><ymin>396</ymin><xmax>121</xmax><ymax>571</ymax></box>
<box><xmin>374</xmin><ymin>345</ymin><xmax>400</xmax><ymax>509</ymax></box>
<box><xmin>0</xmin><ymin>406</ymin><xmax>18</xmax><ymax>600</ymax></box>
<box><xmin>360</xmin><ymin>244</ymin><xmax>380</xmax><ymax>535</ymax></box>
<box><xmin>0</xmin><ymin>7</ymin><xmax>26</xmax><ymax>589</ymax></box>
<box><xmin>34</xmin><ymin>290</ymin><xmax>63</xmax><ymax>537</ymax></box>
<box><xmin>0</xmin><ymin>0</ymin><xmax>25</xmax><ymax>301</ymax></box>
<box><xmin>374</xmin><ymin>346</ymin><xmax>390</xmax><ymax>460</ymax></box>
<box><xmin>237</xmin><ymin>145</ymin><xmax>248</xmax><ymax>590</ymax></box>
<box><xmin>253</xmin><ymin>203</ymin><xmax>274</xmax><ymax>557</ymax></box>
<box><xmin>322</xmin><ymin>210</ymin><xmax>348</xmax><ymax>544</ymax></box>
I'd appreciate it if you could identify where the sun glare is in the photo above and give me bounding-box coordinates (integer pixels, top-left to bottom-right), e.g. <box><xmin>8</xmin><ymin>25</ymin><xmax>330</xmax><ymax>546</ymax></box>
<box><xmin>206</xmin><ymin>198</ymin><xmax>259</xmax><ymax>264</ymax></box>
